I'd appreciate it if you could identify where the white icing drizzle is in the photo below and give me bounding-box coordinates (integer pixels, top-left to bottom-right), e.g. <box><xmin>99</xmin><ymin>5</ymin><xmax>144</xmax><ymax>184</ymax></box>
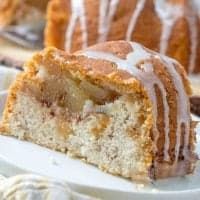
<box><xmin>160</xmin><ymin>56</ymin><xmax>190</xmax><ymax>162</ymax></box>
<box><xmin>155</xmin><ymin>1</ymin><xmax>198</xmax><ymax>74</ymax></box>
<box><xmin>65</xmin><ymin>0</ymin><xmax>88</xmax><ymax>51</ymax></box>
<box><xmin>142</xmin><ymin>62</ymin><xmax>170</xmax><ymax>161</ymax></box>
<box><xmin>154</xmin><ymin>1</ymin><xmax>183</xmax><ymax>54</ymax></box>
<box><xmin>98</xmin><ymin>0</ymin><xmax>120</xmax><ymax>43</ymax></box>
<box><xmin>80</xmin><ymin>42</ymin><xmax>173</xmax><ymax>161</ymax></box>
<box><xmin>126</xmin><ymin>0</ymin><xmax>146</xmax><ymax>41</ymax></box>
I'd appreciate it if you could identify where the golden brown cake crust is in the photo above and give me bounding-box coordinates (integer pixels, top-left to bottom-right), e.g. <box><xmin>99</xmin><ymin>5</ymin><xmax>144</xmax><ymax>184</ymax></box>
<box><xmin>0</xmin><ymin>41</ymin><xmax>197</xmax><ymax>180</ymax></box>
<box><xmin>45</xmin><ymin>0</ymin><xmax>200</xmax><ymax>74</ymax></box>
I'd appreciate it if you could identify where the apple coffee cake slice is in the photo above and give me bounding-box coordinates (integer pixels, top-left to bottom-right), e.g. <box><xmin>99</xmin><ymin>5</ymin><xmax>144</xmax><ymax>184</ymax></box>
<box><xmin>0</xmin><ymin>41</ymin><xmax>197</xmax><ymax>181</ymax></box>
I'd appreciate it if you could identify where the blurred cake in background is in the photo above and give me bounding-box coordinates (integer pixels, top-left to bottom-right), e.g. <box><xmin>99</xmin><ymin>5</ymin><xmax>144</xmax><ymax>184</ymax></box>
<box><xmin>0</xmin><ymin>38</ymin><xmax>37</xmax><ymax>69</ymax></box>
<box><xmin>0</xmin><ymin>0</ymin><xmax>49</xmax><ymax>26</ymax></box>
<box><xmin>0</xmin><ymin>0</ymin><xmax>49</xmax><ymax>68</ymax></box>
<box><xmin>45</xmin><ymin>0</ymin><xmax>200</xmax><ymax>74</ymax></box>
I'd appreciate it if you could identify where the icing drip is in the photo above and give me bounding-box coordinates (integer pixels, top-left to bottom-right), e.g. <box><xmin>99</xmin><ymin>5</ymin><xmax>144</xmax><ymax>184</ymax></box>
<box><xmin>98</xmin><ymin>0</ymin><xmax>120</xmax><ymax>43</ymax></box>
<box><xmin>160</xmin><ymin>56</ymin><xmax>190</xmax><ymax>162</ymax></box>
<box><xmin>65</xmin><ymin>0</ymin><xmax>88</xmax><ymax>51</ymax></box>
<box><xmin>80</xmin><ymin>42</ymin><xmax>173</xmax><ymax>161</ymax></box>
<box><xmin>155</xmin><ymin>1</ymin><xmax>198</xmax><ymax>74</ymax></box>
<box><xmin>126</xmin><ymin>0</ymin><xmax>146</xmax><ymax>41</ymax></box>
<box><xmin>141</xmin><ymin>62</ymin><xmax>170</xmax><ymax>161</ymax></box>
<box><xmin>155</xmin><ymin>1</ymin><xmax>183</xmax><ymax>54</ymax></box>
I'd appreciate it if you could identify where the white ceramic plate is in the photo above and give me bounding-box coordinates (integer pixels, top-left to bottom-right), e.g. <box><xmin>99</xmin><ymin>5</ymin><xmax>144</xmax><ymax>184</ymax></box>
<box><xmin>0</xmin><ymin>66</ymin><xmax>19</xmax><ymax>91</ymax></box>
<box><xmin>0</xmin><ymin>86</ymin><xmax>200</xmax><ymax>199</ymax></box>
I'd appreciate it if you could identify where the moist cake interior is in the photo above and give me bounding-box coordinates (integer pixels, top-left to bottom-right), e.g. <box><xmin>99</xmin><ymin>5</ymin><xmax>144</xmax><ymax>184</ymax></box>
<box><xmin>9</xmin><ymin>64</ymin><xmax>153</xmax><ymax>180</ymax></box>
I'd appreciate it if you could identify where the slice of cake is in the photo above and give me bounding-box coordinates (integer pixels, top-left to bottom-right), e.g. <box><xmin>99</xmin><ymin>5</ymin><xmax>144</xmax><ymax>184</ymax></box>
<box><xmin>0</xmin><ymin>41</ymin><xmax>197</xmax><ymax>181</ymax></box>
